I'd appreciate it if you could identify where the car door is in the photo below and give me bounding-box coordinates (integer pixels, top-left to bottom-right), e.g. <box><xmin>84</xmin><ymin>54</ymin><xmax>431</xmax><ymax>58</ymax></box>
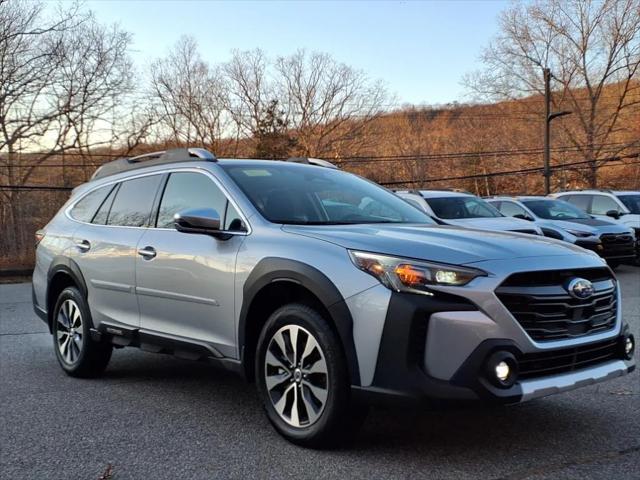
<box><xmin>72</xmin><ymin>173</ymin><xmax>163</xmax><ymax>329</ymax></box>
<box><xmin>134</xmin><ymin>170</ymin><xmax>247</xmax><ymax>358</ymax></box>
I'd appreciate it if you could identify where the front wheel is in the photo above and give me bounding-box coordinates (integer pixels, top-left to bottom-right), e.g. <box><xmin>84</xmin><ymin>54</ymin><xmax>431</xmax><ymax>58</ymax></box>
<box><xmin>52</xmin><ymin>286</ymin><xmax>112</xmax><ymax>377</ymax></box>
<box><xmin>256</xmin><ymin>303</ymin><xmax>366</xmax><ymax>448</ymax></box>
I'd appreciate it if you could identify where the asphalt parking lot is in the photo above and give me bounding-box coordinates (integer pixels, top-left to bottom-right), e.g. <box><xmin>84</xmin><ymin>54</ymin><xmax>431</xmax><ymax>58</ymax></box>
<box><xmin>0</xmin><ymin>266</ymin><xmax>638</xmax><ymax>480</ymax></box>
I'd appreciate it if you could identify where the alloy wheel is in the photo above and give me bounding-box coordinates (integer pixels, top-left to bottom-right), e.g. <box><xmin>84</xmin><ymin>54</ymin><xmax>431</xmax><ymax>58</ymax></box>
<box><xmin>56</xmin><ymin>299</ymin><xmax>83</xmax><ymax>364</ymax></box>
<box><xmin>264</xmin><ymin>324</ymin><xmax>329</xmax><ymax>428</ymax></box>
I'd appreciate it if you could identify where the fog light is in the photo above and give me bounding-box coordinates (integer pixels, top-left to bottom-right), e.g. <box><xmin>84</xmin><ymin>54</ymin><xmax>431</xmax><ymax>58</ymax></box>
<box><xmin>495</xmin><ymin>361</ymin><xmax>510</xmax><ymax>382</ymax></box>
<box><xmin>485</xmin><ymin>351</ymin><xmax>518</xmax><ymax>388</ymax></box>
<box><xmin>624</xmin><ymin>335</ymin><xmax>635</xmax><ymax>360</ymax></box>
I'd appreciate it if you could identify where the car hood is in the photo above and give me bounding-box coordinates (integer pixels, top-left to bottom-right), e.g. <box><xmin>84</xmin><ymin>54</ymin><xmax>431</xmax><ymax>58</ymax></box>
<box><xmin>441</xmin><ymin>217</ymin><xmax>539</xmax><ymax>232</ymax></box>
<box><xmin>541</xmin><ymin>218</ymin><xmax>631</xmax><ymax>234</ymax></box>
<box><xmin>282</xmin><ymin>224</ymin><xmax>594</xmax><ymax>265</ymax></box>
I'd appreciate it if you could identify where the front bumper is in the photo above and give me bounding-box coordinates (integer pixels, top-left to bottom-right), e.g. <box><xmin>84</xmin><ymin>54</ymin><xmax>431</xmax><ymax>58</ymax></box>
<box><xmin>350</xmin><ymin>256</ymin><xmax>635</xmax><ymax>405</ymax></box>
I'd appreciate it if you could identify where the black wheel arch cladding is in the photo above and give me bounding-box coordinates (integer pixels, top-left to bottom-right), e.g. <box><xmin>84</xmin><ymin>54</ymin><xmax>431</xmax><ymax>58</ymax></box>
<box><xmin>239</xmin><ymin>257</ymin><xmax>361</xmax><ymax>386</ymax></box>
<box><xmin>46</xmin><ymin>257</ymin><xmax>89</xmax><ymax>330</ymax></box>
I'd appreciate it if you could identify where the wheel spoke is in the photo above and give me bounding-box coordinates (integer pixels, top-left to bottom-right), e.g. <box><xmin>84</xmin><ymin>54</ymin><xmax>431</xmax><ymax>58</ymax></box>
<box><xmin>303</xmin><ymin>380</ymin><xmax>328</xmax><ymax>405</ymax></box>
<box><xmin>56</xmin><ymin>329</ymin><xmax>68</xmax><ymax>341</ymax></box>
<box><xmin>299</xmin><ymin>333</ymin><xmax>316</xmax><ymax>367</ymax></box>
<box><xmin>290</xmin><ymin>383</ymin><xmax>300</xmax><ymax>427</ymax></box>
<box><xmin>288</xmin><ymin>326</ymin><xmax>299</xmax><ymax>366</ymax></box>
<box><xmin>273</xmin><ymin>383</ymin><xmax>295</xmax><ymax>416</ymax></box>
<box><xmin>300</xmin><ymin>384</ymin><xmax>322</xmax><ymax>425</ymax></box>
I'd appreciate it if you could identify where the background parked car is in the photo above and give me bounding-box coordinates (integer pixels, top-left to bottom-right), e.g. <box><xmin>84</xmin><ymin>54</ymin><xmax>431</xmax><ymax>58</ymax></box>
<box><xmin>549</xmin><ymin>190</ymin><xmax>640</xmax><ymax>265</ymax></box>
<box><xmin>395</xmin><ymin>189</ymin><xmax>543</xmax><ymax>235</ymax></box>
<box><xmin>487</xmin><ymin>196</ymin><xmax>636</xmax><ymax>269</ymax></box>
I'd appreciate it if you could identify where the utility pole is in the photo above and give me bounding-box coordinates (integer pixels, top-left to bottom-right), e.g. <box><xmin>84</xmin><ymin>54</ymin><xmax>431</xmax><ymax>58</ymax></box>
<box><xmin>543</xmin><ymin>68</ymin><xmax>571</xmax><ymax>195</ymax></box>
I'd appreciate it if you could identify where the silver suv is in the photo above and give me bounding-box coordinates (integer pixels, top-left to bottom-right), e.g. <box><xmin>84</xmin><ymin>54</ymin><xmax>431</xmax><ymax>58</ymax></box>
<box><xmin>32</xmin><ymin>148</ymin><xmax>635</xmax><ymax>447</ymax></box>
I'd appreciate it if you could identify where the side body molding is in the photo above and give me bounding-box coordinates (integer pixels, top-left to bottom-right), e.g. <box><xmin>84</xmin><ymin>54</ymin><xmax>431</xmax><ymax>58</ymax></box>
<box><xmin>239</xmin><ymin>257</ymin><xmax>361</xmax><ymax>386</ymax></box>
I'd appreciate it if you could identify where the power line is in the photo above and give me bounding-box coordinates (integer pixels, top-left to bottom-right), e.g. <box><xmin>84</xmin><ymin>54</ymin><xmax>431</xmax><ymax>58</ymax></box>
<box><xmin>378</xmin><ymin>153</ymin><xmax>639</xmax><ymax>186</ymax></box>
<box><xmin>1</xmin><ymin>153</ymin><xmax>637</xmax><ymax>192</ymax></box>
<box><xmin>1</xmin><ymin>140</ymin><xmax>634</xmax><ymax>167</ymax></box>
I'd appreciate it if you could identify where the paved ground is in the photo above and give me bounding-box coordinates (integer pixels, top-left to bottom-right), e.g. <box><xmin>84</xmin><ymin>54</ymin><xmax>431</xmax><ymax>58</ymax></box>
<box><xmin>1</xmin><ymin>266</ymin><xmax>638</xmax><ymax>480</ymax></box>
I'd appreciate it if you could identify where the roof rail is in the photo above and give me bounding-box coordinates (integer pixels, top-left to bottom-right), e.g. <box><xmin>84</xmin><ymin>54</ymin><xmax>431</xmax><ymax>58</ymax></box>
<box><xmin>556</xmin><ymin>188</ymin><xmax>613</xmax><ymax>194</ymax></box>
<box><xmin>91</xmin><ymin>148</ymin><xmax>217</xmax><ymax>180</ymax></box>
<box><xmin>286</xmin><ymin>157</ymin><xmax>339</xmax><ymax>169</ymax></box>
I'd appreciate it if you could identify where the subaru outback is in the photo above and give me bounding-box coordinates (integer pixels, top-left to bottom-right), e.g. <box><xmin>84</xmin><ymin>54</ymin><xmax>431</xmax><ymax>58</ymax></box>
<box><xmin>32</xmin><ymin>148</ymin><xmax>635</xmax><ymax>447</ymax></box>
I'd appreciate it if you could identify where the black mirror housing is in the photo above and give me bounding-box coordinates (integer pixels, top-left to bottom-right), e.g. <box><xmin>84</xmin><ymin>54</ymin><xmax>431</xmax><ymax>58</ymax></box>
<box><xmin>605</xmin><ymin>210</ymin><xmax>621</xmax><ymax>219</ymax></box>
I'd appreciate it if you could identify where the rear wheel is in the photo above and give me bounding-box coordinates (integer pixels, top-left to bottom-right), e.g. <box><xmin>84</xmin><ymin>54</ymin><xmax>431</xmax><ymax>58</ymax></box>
<box><xmin>256</xmin><ymin>303</ymin><xmax>366</xmax><ymax>448</ymax></box>
<box><xmin>52</xmin><ymin>287</ymin><xmax>112</xmax><ymax>377</ymax></box>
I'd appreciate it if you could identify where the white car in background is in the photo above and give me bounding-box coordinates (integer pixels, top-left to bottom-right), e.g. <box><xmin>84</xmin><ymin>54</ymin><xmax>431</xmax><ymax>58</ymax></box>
<box><xmin>550</xmin><ymin>190</ymin><xmax>640</xmax><ymax>265</ymax></box>
<box><xmin>395</xmin><ymin>190</ymin><xmax>543</xmax><ymax>235</ymax></box>
<box><xmin>549</xmin><ymin>190</ymin><xmax>640</xmax><ymax>233</ymax></box>
<box><xmin>487</xmin><ymin>196</ymin><xmax>636</xmax><ymax>268</ymax></box>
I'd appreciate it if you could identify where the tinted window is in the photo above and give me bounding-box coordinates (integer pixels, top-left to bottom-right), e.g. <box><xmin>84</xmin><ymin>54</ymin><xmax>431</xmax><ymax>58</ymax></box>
<box><xmin>156</xmin><ymin>172</ymin><xmax>229</xmax><ymax>229</ymax></box>
<box><xmin>70</xmin><ymin>185</ymin><xmax>112</xmax><ymax>222</ymax></box>
<box><xmin>222</xmin><ymin>163</ymin><xmax>433</xmax><ymax>225</ymax></box>
<box><xmin>618</xmin><ymin>194</ymin><xmax>640</xmax><ymax>214</ymax></box>
<box><xmin>564</xmin><ymin>194</ymin><xmax>590</xmax><ymax>211</ymax></box>
<box><xmin>522</xmin><ymin>199</ymin><xmax>590</xmax><ymax>220</ymax></box>
<box><xmin>426</xmin><ymin>196</ymin><xmax>502</xmax><ymax>219</ymax></box>
<box><xmin>497</xmin><ymin>201</ymin><xmax>529</xmax><ymax>218</ymax></box>
<box><xmin>590</xmin><ymin>195</ymin><xmax>620</xmax><ymax>215</ymax></box>
<box><xmin>107</xmin><ymin>175</ymin><xmax>162</xmax><ymax>227</ymax></box>
<box><xmin>92</xmin><ymin>185</ymin><xmax>118</xmax><ymax>225</ymax></box>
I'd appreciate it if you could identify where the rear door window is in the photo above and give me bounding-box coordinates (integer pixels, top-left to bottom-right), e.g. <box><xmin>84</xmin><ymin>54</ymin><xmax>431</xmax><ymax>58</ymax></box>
<box><xmin>106</xmin><ymin>175</ymin><xmax>162</xmax><ymax>227</ymax></box>
<box><xmin>70</xmin><ymin>185</ymin><xmax>113</xmax><ymax>223</ymax></box>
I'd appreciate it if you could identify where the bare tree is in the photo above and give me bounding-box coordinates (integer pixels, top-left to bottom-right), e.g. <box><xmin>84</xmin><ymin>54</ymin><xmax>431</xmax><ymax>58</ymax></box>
<box><xmin>465</xmin><ymin>0</ymin><xmax>640</xmax><ymax>187</ymax></box>
<box><xmin>274</xmin><ymin>50</ymin><xmax>389</xmax><ymax>157</ymax></box>
<box><xmin>150</xmin><ymin>36</ymin><xmax>228</xmax><ymax>150</ymax></box>
<box><xmin>0</xmin><ymin>0</ymin><xmax>142</xmax><ymax>259</ymax></box>
<box><xmin>222</xmin><ymin>48</ymin><xmax>271</xmax><ymax>147</ymax></box>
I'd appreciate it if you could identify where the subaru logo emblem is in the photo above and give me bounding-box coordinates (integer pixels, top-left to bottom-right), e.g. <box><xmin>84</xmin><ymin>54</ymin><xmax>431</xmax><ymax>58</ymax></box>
<box><xmin>566</xmin><ymin>278</ymin><xmax>595</xmax><ymax>299</ymax></box>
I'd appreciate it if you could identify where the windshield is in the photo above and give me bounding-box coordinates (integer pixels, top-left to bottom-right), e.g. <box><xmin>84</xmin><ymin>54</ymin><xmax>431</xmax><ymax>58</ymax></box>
<box><xmin>522</xmin><ymin>199</ymin><xmax>590</xmax><ymax>220</ymax></box>
<box><xmin>222</xmin><ymin>163</ymin><xmax>434</xmax><ymax>225</ymax></box>
<box><xmin>425</xmin><ymin>196</ymin><xmax>502</xmax><ymax>219</ymax></box>
<box><xmin>618</xmin><ymin>194</ymin><xmax>640</xmax><ymax>214</ymax></box>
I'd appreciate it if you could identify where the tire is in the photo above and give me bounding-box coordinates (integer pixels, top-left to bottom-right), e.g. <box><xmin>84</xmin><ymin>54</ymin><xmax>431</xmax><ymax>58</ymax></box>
<box><xmin>255</xmin><ymin>303</ymin><xmax>367</xmax><ymax>448</ymax></box>
<box><xmin>52</xmin><ymin>286</ymin><xmax>112</xmax><ymax>378</ymax></box>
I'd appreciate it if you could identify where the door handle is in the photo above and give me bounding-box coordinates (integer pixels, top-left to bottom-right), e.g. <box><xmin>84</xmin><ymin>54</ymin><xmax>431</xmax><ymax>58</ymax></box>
<box><xmin>75</xmin><ymin>239</ymin><xmax>91</xmax><ymax>252</ymax></box>
<box><xmin>137</xmin><ymin>246</ymin><xmax>156</xmax><ymax>259</ymax></box>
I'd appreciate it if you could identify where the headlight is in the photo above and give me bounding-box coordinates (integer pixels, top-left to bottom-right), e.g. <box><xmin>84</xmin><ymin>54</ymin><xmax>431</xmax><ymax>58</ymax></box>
<box><xmin>348</xmin><ymin>250</ymin><xmax>486</xmax><ymax>295</ymax></box>
<box><xmin>565</xmin><ymin>229</ymin><xmax>593</xmax><ymax>238</ymax></box>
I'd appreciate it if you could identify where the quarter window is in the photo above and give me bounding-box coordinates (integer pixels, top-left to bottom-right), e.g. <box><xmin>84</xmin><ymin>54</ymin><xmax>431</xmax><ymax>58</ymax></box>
<box><xmin>156</xmin><ymin>172</ymin><xmax>231</xmax><ymax>229</ymax></box>
<box><xmin>106</xmin><ymin>175</ymin><xmax>162</xmax><ymax>227</ymax></box>
<box><xmin>70</xmin><ymin>185</ymin><xmax>112</xmax><ymax>223</ymax></box>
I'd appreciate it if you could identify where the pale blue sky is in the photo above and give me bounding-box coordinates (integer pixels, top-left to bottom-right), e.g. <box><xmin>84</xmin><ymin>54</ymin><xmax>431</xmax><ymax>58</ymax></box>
<box><xmin>87</xmin><ymin>0</ymin><xmax>508</xmax><ymax>105</ymax></box>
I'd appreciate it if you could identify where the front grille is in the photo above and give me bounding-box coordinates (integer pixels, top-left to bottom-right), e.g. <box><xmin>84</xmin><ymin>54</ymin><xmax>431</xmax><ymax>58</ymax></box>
<box><xmin>600</xmin><ymin>233</ymin><xmax>635</xmax><ymax>258</ymax></box>
<box><xmin>496</xmin><ymin>268</ymin><xmax>617</xmax><ymax>341</ymax></box>
<box><xmin>519</xmin><ymin>338</ymin><xmax>620</xmax><ymax>379</ymax></box>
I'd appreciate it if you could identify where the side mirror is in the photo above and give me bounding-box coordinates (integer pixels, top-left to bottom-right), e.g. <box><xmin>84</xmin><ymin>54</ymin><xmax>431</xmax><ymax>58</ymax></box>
<box><xmin>174</xmin><ymin>208</ymin><xmax>222</xmax><ymax>236</ymax></box>
<box><xmin>513</xmin><ymin>213</ymin><xmax>533</xmax><ymax>221</ymax></box>
<box><xmin>605</xmin><ymin>210</ymin><xmax>621</xmax><ymax>219</ymax></box>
